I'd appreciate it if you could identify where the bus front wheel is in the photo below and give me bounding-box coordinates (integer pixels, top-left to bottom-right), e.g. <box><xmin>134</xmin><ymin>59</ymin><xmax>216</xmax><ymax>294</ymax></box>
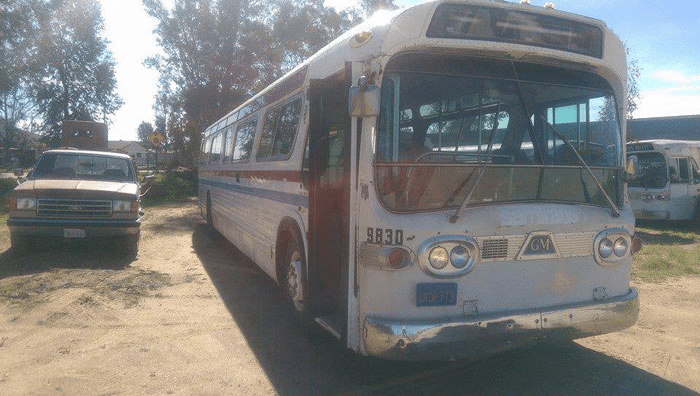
<box><xmin>283</xmin><ymin>232</ymin><xmax>309</xmax><ymax>321</ymax></box>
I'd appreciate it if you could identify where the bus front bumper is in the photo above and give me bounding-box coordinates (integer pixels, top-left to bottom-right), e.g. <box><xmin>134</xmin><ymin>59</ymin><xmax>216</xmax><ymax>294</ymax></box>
<box><xmin>363</xmin><ymin>288</ymin><xmax>639</xmax><ymax>361</ymax></box>
<box><xmin>632</xmin><ymin>209</ymin><xmax>669</xmax><ymax>220</ymax></box>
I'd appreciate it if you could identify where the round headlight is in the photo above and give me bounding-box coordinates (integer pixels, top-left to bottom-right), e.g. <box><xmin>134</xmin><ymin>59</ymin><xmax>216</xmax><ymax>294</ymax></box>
<box><xmin>613</xmin><ymin>237</ymin><xmax>628</xmax><ymax>257</ymax></box>
<box><xmin>450</xmin><ymin>245</ymin><xmax>470</xmax><ymax>269</ymax></box>
<box><xmin>598</xmin><ymin>238</ymin><xmax>613</xmax><ymax>258</ymax></box>
<box><xmin>429</xmin><ymin>246</ymin><xmax>449</xmax><ymax>270</ymax></box>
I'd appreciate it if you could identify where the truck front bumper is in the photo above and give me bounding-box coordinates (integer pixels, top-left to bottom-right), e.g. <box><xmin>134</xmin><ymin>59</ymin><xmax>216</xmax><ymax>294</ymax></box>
<box><xmin>363</xmin><ymin>288</ymin><xmax>639</xmax><ymax>361</ymax></box>
<box><xmin>8</xmin><ymin>217</ymin><xmax>141</xmax><ymax>238</ymax></box>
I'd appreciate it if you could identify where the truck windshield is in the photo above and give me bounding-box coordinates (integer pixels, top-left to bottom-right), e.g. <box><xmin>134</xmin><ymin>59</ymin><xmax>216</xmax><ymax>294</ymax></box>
<box><xmin>32</xmin><ymin>153</ymin><xmax>135</xmax><ymax>182</ymax></box>
<box><xmin>374</xmin><ymin>54</ymin><xmax>623</xmax><ymax>213</ymax></box>
<box><xmin>627</xmin><ymin>152</ymin><xmax>667</xmax><ymax>189</ymax></box>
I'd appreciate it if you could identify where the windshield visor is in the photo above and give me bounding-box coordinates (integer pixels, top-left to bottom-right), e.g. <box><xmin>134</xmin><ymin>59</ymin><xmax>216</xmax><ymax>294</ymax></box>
<box><xmin>374</xmin><ymin>55</ymin><xmax>623</xmax><ymax>212</ymax></box>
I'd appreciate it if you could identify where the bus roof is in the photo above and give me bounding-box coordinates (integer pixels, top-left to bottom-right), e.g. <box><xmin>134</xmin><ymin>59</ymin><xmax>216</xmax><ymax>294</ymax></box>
<box><xmin>205</xmin><ymin>0</ymin><xmax>625</xmax><ymax>137</ymax></box>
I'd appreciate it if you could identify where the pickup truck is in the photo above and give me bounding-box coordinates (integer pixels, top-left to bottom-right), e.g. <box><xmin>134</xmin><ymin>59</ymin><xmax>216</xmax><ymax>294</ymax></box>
<box><xmin>7</xmin><ymin>149</ymin><xmax>142</xmax><ymax>258</ymax></box>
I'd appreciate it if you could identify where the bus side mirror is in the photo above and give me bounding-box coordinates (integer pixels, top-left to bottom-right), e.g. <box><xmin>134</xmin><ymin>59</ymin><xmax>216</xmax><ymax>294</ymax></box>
<box><xmin>349</xmin><ymin>79</ymin><xmax>380</xmax><ymax>117</ymax></box>
<box><xmin>626</xmin><ymin>155</ymin><xmax>638</xmax><ymax>179</ymax></box>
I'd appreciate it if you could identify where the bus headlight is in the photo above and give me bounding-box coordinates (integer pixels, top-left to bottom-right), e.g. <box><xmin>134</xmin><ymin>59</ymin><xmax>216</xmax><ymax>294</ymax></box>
<box><xmin>613</xmin><ymin>237</ymin><xmax>628</xmax><ymax>257</ymax></box>
<box><xmin>418</xmin><ymin>236</ymin><xmax>479</xmax><ymax>276</ymax></box>
<box><xmin>598</xmin><ymin>238</ymin><xmax>613</xmax><ymax>258</ymax></box>
<box><xmin>429</xmin><ymin>246</ymin><xmax>449</xmax><ymax>270</ymax></box>
<box><xmin>594</xmin><ymin>229</ymin><xmax>632</xmax><ymax>266</ymax></box>
<box><xmin>450</xmin><ymin>245</ymin><xmax>471</xmax><ymax>269</ymax></box>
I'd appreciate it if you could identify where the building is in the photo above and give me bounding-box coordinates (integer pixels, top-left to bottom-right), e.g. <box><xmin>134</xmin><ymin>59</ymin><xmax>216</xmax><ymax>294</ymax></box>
<box><xmin>108</xmin><ymin>140</ymin><xmax>148</xmax><ymax>166</ymax></box>
<box><xmin>627</xmin><ymin>115</ymin><xmax>700</xmax><ymax>142</ymax></box>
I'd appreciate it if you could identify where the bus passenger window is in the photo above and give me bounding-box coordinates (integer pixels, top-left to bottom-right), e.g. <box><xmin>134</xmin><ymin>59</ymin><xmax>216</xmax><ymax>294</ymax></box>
<box><xmin>233</xmin><ymin>117</ymin><xmax>257</xmax><ymax>162</ymax></box>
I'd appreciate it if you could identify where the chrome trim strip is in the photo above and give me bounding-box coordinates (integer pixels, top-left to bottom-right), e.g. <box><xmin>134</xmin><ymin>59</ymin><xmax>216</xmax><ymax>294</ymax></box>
<box><xmin>363</xmin><ymin>288</ymin><xmax>638</xmax><ymax>361</ymax></box>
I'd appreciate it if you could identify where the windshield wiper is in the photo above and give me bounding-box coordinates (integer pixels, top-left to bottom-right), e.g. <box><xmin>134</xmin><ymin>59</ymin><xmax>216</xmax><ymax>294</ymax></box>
<box><xmin>540</xmin><ymin>115</ymin><xmax>621</xmax><ymax>217</ymax></box>
<box><xmin>449</xmin><ymin>105</ymin><xmax>500</xmax><ymax>223</ymax></box>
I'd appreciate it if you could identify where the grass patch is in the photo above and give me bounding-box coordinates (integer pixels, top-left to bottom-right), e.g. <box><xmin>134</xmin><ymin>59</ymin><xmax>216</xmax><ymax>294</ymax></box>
<box><xmin>633</xmin><ymin>223</ymin><xmax>700</xmax><ymax>281</ymax></box>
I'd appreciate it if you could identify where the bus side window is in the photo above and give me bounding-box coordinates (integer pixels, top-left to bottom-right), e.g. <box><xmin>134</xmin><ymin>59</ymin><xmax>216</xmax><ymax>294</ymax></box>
<box><xmin>679</xmin><ymin>158</ymin><xmax>690</xmax><ymax>183</ymax></box>
<box><xmin>692</xmin><ymin>160</ymin><xmax>700</xmax><ymax>184</ymax></box>
<box><xmin>669</xmin><ymin>158</ymin><xmax>680</xmax><ymax>183</ymax></box>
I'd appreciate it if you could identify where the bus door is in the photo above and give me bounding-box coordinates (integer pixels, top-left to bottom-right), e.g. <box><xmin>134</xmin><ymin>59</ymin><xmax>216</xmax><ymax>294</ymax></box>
<box><xmin>307</xmin><ymin>72</ymin><xmax>351</xmax><ymax>339</ymax></box>
<box><xmin>668</xmin><ymin>157</ymin><xmax>697</xmax><ymax>219</ymax></box>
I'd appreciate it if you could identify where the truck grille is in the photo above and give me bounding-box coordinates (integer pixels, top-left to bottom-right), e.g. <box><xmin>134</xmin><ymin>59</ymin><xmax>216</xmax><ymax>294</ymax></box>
<box><xmin>37</xmin><ymin>198</ymin><xmax>112</xmax><ymax>217</ymax></box>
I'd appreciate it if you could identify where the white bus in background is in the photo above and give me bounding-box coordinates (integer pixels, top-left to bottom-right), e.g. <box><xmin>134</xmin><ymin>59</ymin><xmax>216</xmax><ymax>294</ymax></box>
<box><xmin>627</xmin><ymin>140</ymin><xmax>700</xmax><ymax>221</ymax></box>
<box><xmin>199</xmin><ymin>0</ymin><xmax>640</xmax><ymax>360</ymax></box>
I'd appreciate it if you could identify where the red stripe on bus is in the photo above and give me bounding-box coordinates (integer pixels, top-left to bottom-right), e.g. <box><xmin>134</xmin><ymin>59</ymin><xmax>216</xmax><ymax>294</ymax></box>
<box><xmin>200</xmin><ymin>169</ymin><xmax>302</xmax><ymax>182</ymax></box>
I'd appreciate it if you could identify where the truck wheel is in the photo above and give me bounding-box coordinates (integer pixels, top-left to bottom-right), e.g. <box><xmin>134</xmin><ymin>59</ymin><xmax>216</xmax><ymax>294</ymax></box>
<box><xmin>10</xmin><ymin>233</ymin><xmax>29</xmax><ymax>254</ymax></box>
<box><xmin>125</xmin><ymin>234</ymin><xmax>139</xmax><ymax>260</ymax></box>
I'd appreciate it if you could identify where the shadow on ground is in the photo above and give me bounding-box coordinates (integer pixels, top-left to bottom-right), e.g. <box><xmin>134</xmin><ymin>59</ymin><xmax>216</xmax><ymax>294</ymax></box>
<box><xmin>0</xmin><ymin>238</ymin><xmax>134</xmax><ymax>279</ymax></box>
<box><xmin>193</xmin><ymin>223</ymin><xmax>697</xmax><ymax>396</ymax></box>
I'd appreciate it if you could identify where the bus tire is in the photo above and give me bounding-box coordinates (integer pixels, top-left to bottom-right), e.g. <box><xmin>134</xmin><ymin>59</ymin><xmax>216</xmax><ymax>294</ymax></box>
<box><xmin>205</xmin><ymin>192</ymin><xmax>214</xmax><ymax>233</ymax></box>
<box><xmin>282</xmin><ymin>228</ymin><xmax>310</xmax><ymax>325</ymax></box>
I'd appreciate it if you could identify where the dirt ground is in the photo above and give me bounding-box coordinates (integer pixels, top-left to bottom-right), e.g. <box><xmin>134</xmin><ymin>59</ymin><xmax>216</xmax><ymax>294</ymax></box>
<box><xmin>0</xmin><ymin>201</ymin><xmax>699</xmax><ymax>395</ymax></box>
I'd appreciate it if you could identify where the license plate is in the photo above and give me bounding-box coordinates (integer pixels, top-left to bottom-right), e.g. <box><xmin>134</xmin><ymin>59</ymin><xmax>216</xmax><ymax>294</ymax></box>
<box><xmin>64</xmin><ymin>228</ymin><xmax>85</xmax><ymax>238</ymax></box>
<box><xmin>416</xmin><ymin>283</ymin><xmax>457</xmax><ymax>307</ymax></box>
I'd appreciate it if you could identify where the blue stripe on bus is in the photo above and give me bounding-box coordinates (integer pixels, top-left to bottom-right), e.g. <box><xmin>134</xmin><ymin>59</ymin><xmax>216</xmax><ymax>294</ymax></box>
<box><xmin>200</xmin><ymin>178</ymin><xmax>309</xmax><ymax>208</ymax></box>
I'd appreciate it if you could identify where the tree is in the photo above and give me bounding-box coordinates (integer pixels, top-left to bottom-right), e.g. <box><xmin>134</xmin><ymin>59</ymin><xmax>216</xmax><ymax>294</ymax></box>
<box><xmin>626</xmin><ymin>47</ymin><xmax>641</xmax><ymax>120</ymax></box>
<box><xmin>0</xmin><ymin>0</ymin><xmax>45</xmax><ymax>144</ymax></box>
<box><xmin>1</xmin><ymin>0</ymin><xmax>122</xmax><ymax>148</ymax></box>
<box><xmin>361</xmin><ymin>0</ymin><xmax>399</xmax><ymax>16</ymax></box>
<box><xmin>31</xmin><ymin>0</ymin><xmax>123</xmax><ymax>147</ymax></box>
<box><xmin>143</xmin><ymin>0</ymin><xmax>357</xmax><ymax>167</ymax></box>
<box><xmin>137</xmin><ymin>121</ymin><xmax>154</xmax><ymax>145</ymax></box>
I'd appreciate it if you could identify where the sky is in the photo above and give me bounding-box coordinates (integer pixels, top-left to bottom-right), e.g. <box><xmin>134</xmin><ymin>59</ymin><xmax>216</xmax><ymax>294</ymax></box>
<box><xmin>99</xmin><ymin>0</ymin><xmax>700</xmax><ymax>142</ymax></box>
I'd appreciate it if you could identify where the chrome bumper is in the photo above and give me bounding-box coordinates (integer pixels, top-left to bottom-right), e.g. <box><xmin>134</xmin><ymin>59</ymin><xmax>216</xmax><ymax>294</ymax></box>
<box><xmin>632</xmin><ymin>209</ymin><xmax>669</xmax><ymax>220</ymax></box>
<box><xmin>363</xmin><ymin>288</ymin><xmax>639</xmax><ymax>361</ymax></box>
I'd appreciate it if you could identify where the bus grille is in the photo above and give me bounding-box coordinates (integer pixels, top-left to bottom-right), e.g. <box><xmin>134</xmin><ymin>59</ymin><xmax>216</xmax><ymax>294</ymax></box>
<box><xmin>481</xmin><ymin>239</ymin><xmax>509</xmax><ymax>259</ymax></box>
<box><xmin>476</xmin><ymin>232</ymin><xmax>595</xmax><ymax>261</ymax></box>
<box><xmin>37</xmin><ymin>198</ymin><xmax>112</xmax><ymax>217</ymax></box>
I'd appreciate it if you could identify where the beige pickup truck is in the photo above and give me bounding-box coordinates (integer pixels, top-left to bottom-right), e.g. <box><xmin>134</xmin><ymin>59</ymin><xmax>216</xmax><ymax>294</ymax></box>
<box><xmin>7</xmin><ymin>149</ymin><xmax>142</xmax><ymax>258</ymax></box>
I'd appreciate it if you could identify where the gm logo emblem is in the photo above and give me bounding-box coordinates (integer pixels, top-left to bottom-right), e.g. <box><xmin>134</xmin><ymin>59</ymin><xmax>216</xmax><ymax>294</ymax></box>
<box><xmin>517</xmin><ymin>232</ymin><xmax>559</xmax><ymax>260</ymax></box>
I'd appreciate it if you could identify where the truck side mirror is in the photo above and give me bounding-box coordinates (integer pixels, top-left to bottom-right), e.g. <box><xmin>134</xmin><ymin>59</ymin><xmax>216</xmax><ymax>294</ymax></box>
<box><xmin>13</xmin><ymin>168</ymin><xmax>23</xmax><ymax>177</ymax></box>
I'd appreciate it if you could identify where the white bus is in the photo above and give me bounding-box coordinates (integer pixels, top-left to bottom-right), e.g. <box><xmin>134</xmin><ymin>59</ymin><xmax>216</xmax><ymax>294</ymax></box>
<box><xmin>199</xmin><ymin>0</ymin><xmax>640</xmax><ymax>360</ymax></box>
<box><xmin>627</xmin><ymin>139</ymin><xmax>700</xmax><ymax>221</ymax></box>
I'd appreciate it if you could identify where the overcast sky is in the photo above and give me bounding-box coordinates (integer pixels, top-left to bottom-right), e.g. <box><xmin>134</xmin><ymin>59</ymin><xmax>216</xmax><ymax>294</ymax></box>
<box><xmin>99</xmin><ymin>0</ymin><xmax>700</xmax><ymax>141</ymax></box>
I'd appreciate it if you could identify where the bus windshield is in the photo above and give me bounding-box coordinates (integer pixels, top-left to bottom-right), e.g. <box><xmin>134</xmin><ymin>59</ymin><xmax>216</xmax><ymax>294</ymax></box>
<box><xmin>627</xmin><ymin>152</ymin><xmax>668</xmax><ymax>189</ymax></box>
<box><xmin>375</xmin><ymin>55</ymin><xmax>623</xmax><ymax>213</ymax></box>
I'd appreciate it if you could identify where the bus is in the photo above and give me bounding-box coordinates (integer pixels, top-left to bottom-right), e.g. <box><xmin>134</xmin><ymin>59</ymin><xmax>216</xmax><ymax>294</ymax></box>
<box><xmin>627</xmin><ymin>139</ymin><xmax>700</xmax><ymax>221</ymax></box>
<box><xmin>198</xmin><ymin>0</ymin><xmax>640</xmax><ymax>361</ymax></box>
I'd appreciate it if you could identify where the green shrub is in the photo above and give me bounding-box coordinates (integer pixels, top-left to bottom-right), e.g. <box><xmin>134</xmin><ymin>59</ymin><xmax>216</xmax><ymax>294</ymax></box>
<box><xmin>142</xmin><ymin>169</ymin><xmax>197</xmax><ymax>205</ymax></box>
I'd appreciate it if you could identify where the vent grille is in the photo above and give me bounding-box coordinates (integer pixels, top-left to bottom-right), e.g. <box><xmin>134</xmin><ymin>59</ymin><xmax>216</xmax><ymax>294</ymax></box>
<box><xmin>481</xmin><ymin>239</ymin><xmax>509</xmax><ymax>259</ymax></box>
<box><xmin>37</xmin><ymin>198</ymin><xmax>112</xmax><ymax>218</ymax></box>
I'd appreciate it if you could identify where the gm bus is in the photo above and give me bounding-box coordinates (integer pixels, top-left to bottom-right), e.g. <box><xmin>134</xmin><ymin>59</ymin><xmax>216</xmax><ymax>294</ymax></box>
<box><xmin>199</xmin><ymin>0</ymin><xmax>640</xmax><ymax>360</ymax></box>
<box><xmin>627</xmin><ymin>139</ymin><xmax>700</xmax><ymax>221</ymax></box>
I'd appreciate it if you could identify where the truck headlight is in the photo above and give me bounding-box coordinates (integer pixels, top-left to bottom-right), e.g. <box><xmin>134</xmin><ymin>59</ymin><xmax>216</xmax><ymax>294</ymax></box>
<box><xmin>112</xmin><ymin>200</ymin><xmax>133</xmax><ymax>213</ymax></box>
<box><xmin>10</xmin><ymin>197</ymin><xmax>36</xmax><ymax>211</ymax></box>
